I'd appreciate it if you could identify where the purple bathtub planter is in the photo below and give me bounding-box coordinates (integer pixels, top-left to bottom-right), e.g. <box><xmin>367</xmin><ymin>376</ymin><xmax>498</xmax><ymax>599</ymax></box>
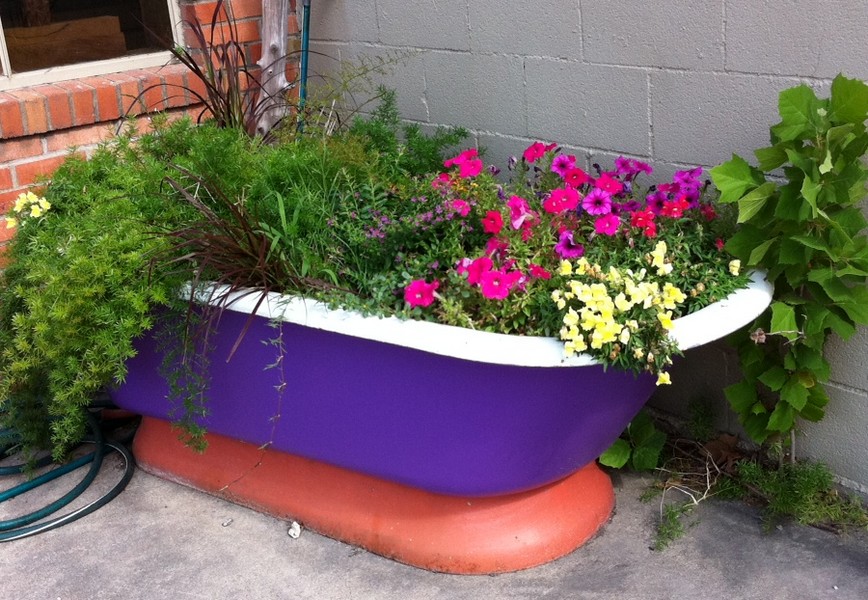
<box><xmin>112</xmin><ymin>271</ymin><xmax>772</xmax><ymax>572</ymax></box>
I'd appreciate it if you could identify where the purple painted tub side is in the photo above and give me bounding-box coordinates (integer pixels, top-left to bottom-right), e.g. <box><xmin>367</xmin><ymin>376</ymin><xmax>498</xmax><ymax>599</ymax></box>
<box><xmin>112</xmin><ymin>309</ymin><xmax>653</xmax><ymax>497</ymax></box>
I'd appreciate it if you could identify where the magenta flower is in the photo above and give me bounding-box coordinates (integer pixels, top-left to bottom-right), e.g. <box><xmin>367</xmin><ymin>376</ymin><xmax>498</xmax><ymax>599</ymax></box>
<box><xmin>444</xmin><ymin>148</ymin><xmax>484</xmax><ymax>179</ymax></box>
<box><xmin>506</xmin><ymin>195</ymin><xmax>535</xmax><ymax>229</ymax></box>
<box><xmin>582</xmin><ymin>188</ymin><xmax>612</xmax><ymax>215</ymax></box>
<box><xmin>404</xmin><ymin>279</ymin><xmax>439</xmax><ymax>307</ymax></box>
<box><xmin>528</xmin><ymin>264</ymin><xmax>552</xmax><ymax>280</ymax></box>
<box><xmin>485</xmin><ymin>236</ymin><xmax>509</xmax><ymax>257</ymax></box>
<box><xmin>480</xmin><ymin>269</ymin><xmax>511</xmax><ymax>300</ymax></box>
<box><xmin>542</xmin><ymin>187</ymin><xmax>580</xmax><ymax>214</ymax></box>
<box><xmin>522</xmin><ymin>141</ymin><xmax>555</xmax><ymax>163</ymax></box>
<box><xmin>466</xmin><ymin>256</ymin><xmax>493</xmax><ymax>285</ymax></box>
<box><xmin>482</xmin><ymin>210</ymin><xmax>504</xmax><ymax>234</ymax></box>
<box><xmin>444</xmin><ymin>148</ymin><xmax>478</xmax><ymax>168</ymax></box>
<box><xmin>645</xmin><ymin>190</ymin><xmax>667</xmax><ymax>214</ymax></box>
<box><xmin>555</xmin><ymin>230</ymin><xmax>584</xmax><ymax>259</ymax></box>
<box><xmin>594</xmin><ymin>213</ymin><xmax>621</xmax><ymax>236</ymax></box>
<box><xmin>614</xmin><ymin>157</ymin><xmax>653</xmax><ymax>178</ymax></box>
<box><xmin>551</xmin><ymin>154</ymin><xmax>576</xmax><ymax>177</ymax></box>
<box><xmin>563</xmin><ymin>167</ymin><xmax>590</xmax><ymax>188</ymax></box>
<box><xmin>452</xmin><ymin>199</ymin><xmax>471</xmax><ymax>217</ymax></box>
<box><xmin>459</xmin><ymin>158</ymin><xmax>484</xmax><ymax>178</ymax></box>
<box><xmin>431</xmin><ymin>172</ymin><xmax>451</xmax><ymax>189</ymax></box>
<box><xmin>594</xmin><ymin>173</ymin><xmax>625</xmax><ymax>195</ymax></box>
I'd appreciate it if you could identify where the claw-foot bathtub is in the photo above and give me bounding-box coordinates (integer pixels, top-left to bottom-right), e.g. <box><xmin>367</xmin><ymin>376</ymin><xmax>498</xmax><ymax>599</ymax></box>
<box><xmin>111</xmin><ymin>272</ymin><xmax>772</xmax><ymax>573</ymax></box>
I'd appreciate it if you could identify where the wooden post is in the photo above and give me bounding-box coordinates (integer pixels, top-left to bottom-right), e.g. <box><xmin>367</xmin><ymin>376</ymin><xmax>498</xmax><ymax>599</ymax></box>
<box><xmin>22</xmin><ymin>0</ymin><xmax>52</xmax><ymax>27</ymax></box>
<box><xmin>255</xmin><ymin>0</ymin><xmax>290</xmax><ymax>137</ymax></box>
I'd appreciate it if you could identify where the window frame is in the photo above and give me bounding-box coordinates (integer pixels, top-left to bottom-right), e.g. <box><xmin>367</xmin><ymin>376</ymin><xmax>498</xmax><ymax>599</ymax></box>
<box><xmin>0</xmin><ymin>0</ymin><xmax>184</xmax><ymax>92</ymax></box>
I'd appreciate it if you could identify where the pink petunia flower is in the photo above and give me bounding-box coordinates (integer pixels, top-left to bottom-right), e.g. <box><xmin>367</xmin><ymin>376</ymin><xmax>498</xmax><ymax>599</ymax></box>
<box><xmin>506</xmin><ymin>195</ymin><xmax>535</xmax><ymax>229</ymax></box>
<box><xmin>551</xmin><ymin>154</ymin><xmax>576</xmax><ymax>177</ymax></box>
<box><xmin>528</xmin><ymin>264</ymin><xmax>552</xmax><ymax>280</ymax></box>
<box><xmin>480</xmin><ymin>269</ymin><xmax>511</xmax><ymax>300</ymax></box>
<box><xmin>630</xmin><ymin>209</ymin><xmax>655</xmax><ymax>231</ymax></box>
<box><xmin>661</xmin><ymin>195</ymin><xmax>690</xmax><ymax>218</ymax></box>
<box><xmin>563</xmin><ymin>167</ymin><xmax>590</xmax><ymax>188</ymax></box>
<box><xmin>431</xmin><ymin>172</ymin><xmax>452</xmax><ymax>189</ymax></box>
<box><xmin>444</xmin><ymin>148</ymin><xmax>478</xmax><ymax>168</ymax></box>
<box><xmin>542</xmin><ymin>187</ymin><xmax>580</xmax><ymax>214</ymax></box>
<box><xmin>404</xmin><ymin>279</ymin><xmax>439</xmax><ymax>307</ymax></box>
<box><xmin>700</xmin><ymin>204</ymin><xmax>717</xmax><ymax>221</ymax></box>
<box><xmin>452</xmin><ymin>199</ymin><xmax>471</xmax><ymax>216</ymax></box>
<box><xmin>459</xmin><ymin>158</ymin><xmax>484</xmax><ymax>178</ymax></box>
<box><xmin>485</xmin><ymin>236</ymin><xmax>510</xmax><ymax>257</ymax></box>
<box><xmin>466</xmin><ymin>256</ymin><xmax>493</xmax><ymax>285</ymax></box>
<box><xmin>594</xmin><ymin>173</ymin><xmax>625</xmax><ymax>195</ymax></box>
<box><xmin>555</xmin><ymin>230</ymin><xmax>584</xmax><ymax>259</ymax></box>
<box><xmin>594</xmin><ymin>213</ymin><xmax>621</xmax><ymax>236</ymax></box>
<box><xmin>582</xmin><ymin>188</ymin><xmax>613</xmax><ymax>215</ymax></box>
<box><xmin>614</xmin><ymin>157</ymin><xmax>653</xmax><ymax>178</ymax></box>
<box><xmin>482</xmin><ymin>210</ymin><xmax>504</xmax><ymax>234</ymax></box>
<box><xmin>523</xmin><ymin>141</ymin><xmax>555</xmax><ymax>163</ymax></box>
<box><xmin>444</xmin><ymin>148</ymin><xmax>484</xmax><ymax>179</ymax></box>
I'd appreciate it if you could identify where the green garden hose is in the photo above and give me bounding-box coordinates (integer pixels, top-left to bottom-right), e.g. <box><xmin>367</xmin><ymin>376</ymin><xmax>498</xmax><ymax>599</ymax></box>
<box><xmin>0</xmin><ymin>412</ymin><xmax>136</xmax><ymax>541</ymax></box>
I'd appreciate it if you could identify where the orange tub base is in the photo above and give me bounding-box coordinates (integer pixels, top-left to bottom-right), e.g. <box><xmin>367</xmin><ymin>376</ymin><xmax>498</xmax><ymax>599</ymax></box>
<box><xmin>133</xmin><ymin>417</ymin><xmax>615</xmax><ymax>574</ymax></box>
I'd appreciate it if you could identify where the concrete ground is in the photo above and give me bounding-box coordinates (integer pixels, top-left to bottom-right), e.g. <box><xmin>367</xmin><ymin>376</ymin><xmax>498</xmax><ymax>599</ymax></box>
<box><xmin>2</xmin><ymin>449</ymin><xmax>867</xmax><ymax>600</ymax></box>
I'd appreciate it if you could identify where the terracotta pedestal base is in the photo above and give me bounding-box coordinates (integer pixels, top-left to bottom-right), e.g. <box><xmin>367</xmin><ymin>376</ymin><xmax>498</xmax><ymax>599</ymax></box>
<box><xmin>133</xmin><ymin>417</ymin><xmax>615</xmax><ymax>574</ymax></box>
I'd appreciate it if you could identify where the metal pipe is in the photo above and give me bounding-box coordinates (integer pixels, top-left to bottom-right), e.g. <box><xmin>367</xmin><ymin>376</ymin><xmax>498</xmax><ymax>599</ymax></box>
<box><xmin>298</xmin><ymin>0</ymin><xmax>311</xmax><ymax>132</ymax></box>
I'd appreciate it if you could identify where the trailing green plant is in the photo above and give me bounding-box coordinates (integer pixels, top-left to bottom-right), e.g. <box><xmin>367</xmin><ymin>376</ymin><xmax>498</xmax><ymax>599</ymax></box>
<box><xmin>0</xmin><ymin>120</ymin><xmax>199</xmax><ymax>459</ymax></box>
<box><xmin>711</xmin><ymin>74</ymin><xmax>868</xmax><ymax>443</ymax></box>
<box><xmin>599</xmin><ymin>410</ymin><xmax>667</xmax><ymax>471</ymax></box>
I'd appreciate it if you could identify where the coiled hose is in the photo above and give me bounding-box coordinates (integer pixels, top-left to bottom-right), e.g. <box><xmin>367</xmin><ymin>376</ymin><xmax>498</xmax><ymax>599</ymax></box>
<box><xmin>0</xmin><ymin>411</ymin><xmax>136</xmax><ymax>541</ymax></box>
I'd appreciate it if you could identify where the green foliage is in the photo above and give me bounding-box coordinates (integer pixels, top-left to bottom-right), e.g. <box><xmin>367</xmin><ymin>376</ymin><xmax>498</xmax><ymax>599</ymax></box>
<box><xmin>599</xmin><ymin>410</ymin><xmax>667</xmax><ymax>471</ymax></box>
<box><xmin>711</xmin><ymin>74</ymin><xmax>868</xmax><ymax>443</ymax></box>
<box><xmin>737</xmin><ymin>460</ymin><xmax>868</xmax><ymax>530</ymax></box>
<box><xmin>349</xmin><ymin>87</ymin><xmax>469</xmax><ymax>177</ymax></box>
<box><xmin>0</xmin><ymin>120</ymin><xmax>199</xmax><ymax>458</ymax></box>
<box><xmin>654</xmin><ymin>503</ymin><xmax>695</xmax><ymax>550</ymax></box>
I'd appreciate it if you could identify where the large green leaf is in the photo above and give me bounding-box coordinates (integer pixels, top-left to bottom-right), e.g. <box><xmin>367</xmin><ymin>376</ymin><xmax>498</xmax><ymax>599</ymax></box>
<box><xmin>767</xmin><ymin>402</ymin><xmax>796</xmax><ymax>432</ymax></box>
<box><xmin>780</xmin><ymin>377</ymin><xmax>809</xmax><ymax>411</ymax></box>
<box><xmin>758</xmin><ymin>366</ymin><xmax>788</xmax><ymax>392</ymax></box>
<box><xmin>725</xmin><ymin>225</ymin><xmax>767</xmax><ymax>262</ymax></box>
<box><xmin>748</xmin><ymin>238</ymin><xmax>776</xmax><ymax>267</ymax></box>
<box><xmin>711</xmin><ymin>155</ymin><xmax>766</xmax><ymax>204</ymax></box>
<box><xmin>755</xmin><ymin>145</ymin><xmax>789</xmax><ymax>171</ymax></box>
<box><xmin>829</xmin><ymin>74</ymin><xmax>868</xmax><ymax>124</ymax></box>
<box><xmin>725</xmin><ymin>380</ymin><xmax>758</xmax><ymax>414</ymax></box>
<box><xmin>777</xmin><ymin>238</ymin><xmax>805</xmax><ymax>265</ymax></box>
<box><xmin>737</xmin><ymin>181</ymin><xmax>777</xmax><ymax>223</ymax></box>
<box><xmin>800</xmin><ymin>175</ymin><xmax>821</xmax><ymax>217</ymax></box>
<box><xmin>771</xmin><ymin>84</ymin><xmax>821</xmax><ymax>142</ymax></box>
<box><xmin>770</xmin><ymin>301</ymin><xmax>798</xmax><ymax>341</ymax></box>
<box><xmin>598</xmin><ymin>438</ymin><xmax>630</xmax><ymax>468</ymax></box>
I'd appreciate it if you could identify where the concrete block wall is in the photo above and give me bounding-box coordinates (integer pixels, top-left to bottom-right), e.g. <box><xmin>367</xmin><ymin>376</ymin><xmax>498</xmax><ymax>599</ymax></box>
<box><xmin>308</xmin><ymin>0</ymin><xmax>868</xmax><ymax>491</ymax></box>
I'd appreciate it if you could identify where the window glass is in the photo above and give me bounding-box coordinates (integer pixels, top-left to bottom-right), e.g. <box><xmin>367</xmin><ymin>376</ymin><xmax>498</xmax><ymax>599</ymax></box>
<box><xmin>0</xmin><ymin>0</ymin><xmax>173</xmax><ymax>73</ymax></box>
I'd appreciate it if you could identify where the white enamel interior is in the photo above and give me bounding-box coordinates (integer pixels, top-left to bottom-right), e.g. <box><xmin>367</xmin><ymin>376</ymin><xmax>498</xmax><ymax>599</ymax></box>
<box><xmin>203</xmin><ymin>271</ymin><xmax>772</xmax><ymax>368</ymax></box>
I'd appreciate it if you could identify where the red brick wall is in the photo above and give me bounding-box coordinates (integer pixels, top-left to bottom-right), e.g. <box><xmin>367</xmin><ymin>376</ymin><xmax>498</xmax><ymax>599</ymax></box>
<box><xmin>0</xmin><ymin>0</ymin><xmax>299</xmax><ymax>252</ymax></box>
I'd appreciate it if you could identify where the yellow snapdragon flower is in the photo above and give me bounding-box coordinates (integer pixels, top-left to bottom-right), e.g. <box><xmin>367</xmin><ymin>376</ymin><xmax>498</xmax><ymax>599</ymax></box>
<box><xmin>657</xmin><ymin>310</ymin><xmax>674</xmax><ymax>330</ymax></box>
<box><xmin>661</xmin><ymin>283</ymin><xmax>687</xmax><ymax>310</ymax></box>
<box><xmin>559</xmin><ymin>260</ymin><xmax>573</xmax><ymax>276</ymax></box>
<box><xmin>656</xmin><ymin>372</ymin><xmax>672</xmax><ymax>386</ymax></box>
<box><xmin>729</xmin><ymin>259</ymin><xmax>741</xmax><ymax>276</ymax></box>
